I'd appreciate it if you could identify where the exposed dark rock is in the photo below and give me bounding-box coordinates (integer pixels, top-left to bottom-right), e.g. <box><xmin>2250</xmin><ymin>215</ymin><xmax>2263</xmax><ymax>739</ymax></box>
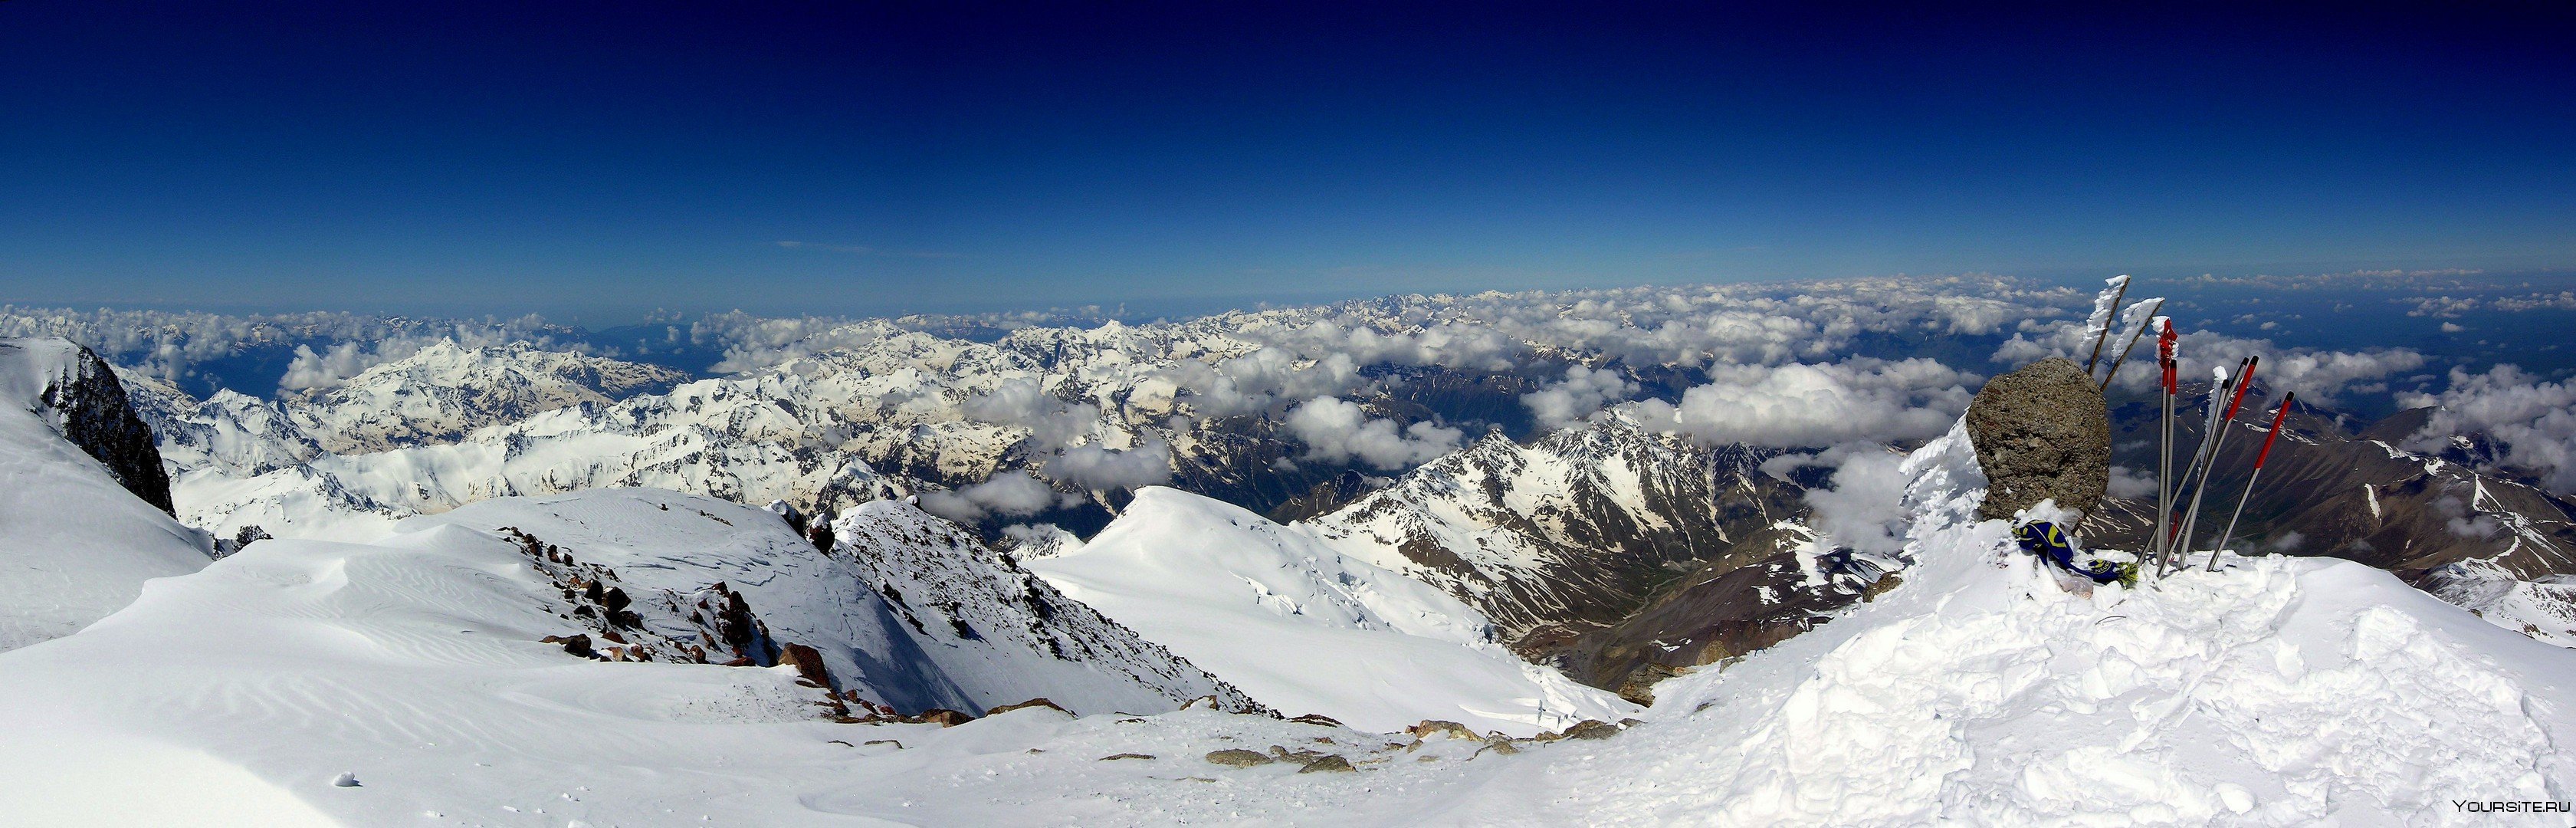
<box><xmin>1098</xmin><ymin>753</ymin><xmax>1156</xmax><ymax>761</ymax></box>
<box><xmin>1563</xmin><ymin>720</ymin><xmax>1620</xmax><ymax>740</ymax></box>
<box><xmin>1551</xmin><ymin>521</ymin><xmax>1892</xmax><ymax>702</ymax></box>
<box><xmin>2085</xmin><ymin>396</ymin><xmax>2576</xmax><ymax>634</ymax></box>
<box><xmin>1286</xmin><ymin>713</ymin><xmax>1345</xmax><ymax>728</ymax></box>
<box><xmin>10</xmin><ymin>341</ymin><xmax>176</xmax><ymax>514</ymax></box>
<box><xmin>1406</xmin><ymin>720</ymin><xmax>1477</xmax><ymax>741</ymax></box>
<box><xmin>1304</xmin><ymin>417</ymin><xmax>1811</xmax><ymax>668</ymax></box>
<box><xmin>214</xmin><ymin>525</ymin><xmax>272</xmax><ymax>558</ymax></box>
<box><xmin>1265</xmin><ymin>470</ymin><xmax>1386</xmax><ymax>524</ymax></box>
<box><xmin>1296</xmin><ymin>754</ymin><xmax>1356</xmax><ymax>773</ymax></box>
<box><xmin>1967</xmin><ymin>357</ymin><xmax>2111</xmax><ymax>521</ymax></box>
<box><xmin>915</xmin><ymin>708</ymin><xmax>973</xmax><ymax>727</ymax></box>
<box><xmin>779</xmin><ymin>642</ymin><xmax>833</xmax><ymax>688</ymax></box>
<box><xmin>1204</xmin><ymin>748</ymin><xmax>1274</xmax><ymax>767</ymax></box>
<box><xmin>553</xmin><ymin>633</ymin><xmax>595</xmax><ymax>659</ymax></box>
<box><xmin>986</xmin><ymin>698</ymin><xmax>1069</xmax><ymax>716</ymax></box>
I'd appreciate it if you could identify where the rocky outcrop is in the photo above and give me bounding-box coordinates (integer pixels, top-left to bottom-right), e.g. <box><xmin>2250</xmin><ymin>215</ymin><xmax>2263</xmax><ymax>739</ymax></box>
<box><xmin>1300</xmin><ymin>414</ymin><xmax>1815</xmax><ymax>680</ymax></box>
<box><xmin>9</xmin><ymin>341</ymin><xmax>176</xmax><ymax>514</ymax></box>
<box><xmin>1967</xmin><ymin>358</ymin><xmax>2109</xmax><ymax>521</ymax></box>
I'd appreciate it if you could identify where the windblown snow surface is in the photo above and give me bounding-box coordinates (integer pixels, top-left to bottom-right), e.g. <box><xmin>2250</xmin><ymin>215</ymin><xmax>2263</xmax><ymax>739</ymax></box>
<box><xmin>1</xmin><ymin>420</ymin><xmax>2570</xmax><ymax>825</ymax></box>
<box><xmin>0</xmin><ymin>339</ymin><xmax>207</xmax><ymax>651</ymax></box>
<box><xmin>1026</xmin><ymin>487</ymin><xmax>1638</xmax><ymax>735</ymax></box>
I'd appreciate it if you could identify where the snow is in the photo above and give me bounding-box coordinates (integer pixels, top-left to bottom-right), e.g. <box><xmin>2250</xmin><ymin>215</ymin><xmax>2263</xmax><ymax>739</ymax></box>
<box><xmin>1</xmin><ymin>410</ymin><xmax>2571</xmax><ymax>825</ymax></box>
<box><xmin>2082</xmin><ymin>274</ymin><xmax>2132</xmax><ymax>347</ymax></box>
<box><xmin>1028</xmin><ymin>487</ymin><xmax>1638</xmax><ymax>735</ymax></box>
<box><xmin>0</xmin><ymin>339</ymin><xmax>209</xmax><ymax>652</ymax></box>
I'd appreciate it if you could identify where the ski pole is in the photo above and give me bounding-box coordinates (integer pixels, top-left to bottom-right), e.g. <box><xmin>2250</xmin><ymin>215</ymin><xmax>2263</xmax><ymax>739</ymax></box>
<box><xmin>2098</xmin><ymin>302</ymin><xmax>2165</xmax><ymax>391</ymax></box>
<box><xmin>2151</xmin><ymin>320</ymin><xmax>2178</xmax><ymax>574</ymax></box>
<box><xmin>2158</xmin><ymin>358</ymin><xmax>2246</xmax><ymax>576</ymax></box>
<box><xmin>2208</xmin><ymin>392</ymin><xmax>2294</xmax><ymax>572</ymax></box>
<box><xmin>2171</xmin><ymin>356</ymin><xmax>2259</xmax><ymax>573</ymax></box>
<box><xmin>2083</xmin><ymin>277</ymin><xmax>2131</xmax><ymax>376</ymax></box>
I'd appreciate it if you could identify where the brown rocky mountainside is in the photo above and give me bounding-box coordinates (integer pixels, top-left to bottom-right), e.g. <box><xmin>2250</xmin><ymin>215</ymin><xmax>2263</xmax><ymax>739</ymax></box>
<box><xmin>2087</xmin><ymin>390</ymin><xmax>2576</xmax><ymax>642</ymax></box>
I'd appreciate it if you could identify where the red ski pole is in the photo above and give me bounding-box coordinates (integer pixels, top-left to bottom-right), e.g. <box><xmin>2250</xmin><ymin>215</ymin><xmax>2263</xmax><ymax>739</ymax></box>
<box><xmin>2171</xmin><ymin>355</ymin><xmax>2257</xmax><ymax>570</ymax></box>
<box><xmin>2208</xmin><ymin>393</ymin><xmax>2295</xmax><ymax>571</ymax></box>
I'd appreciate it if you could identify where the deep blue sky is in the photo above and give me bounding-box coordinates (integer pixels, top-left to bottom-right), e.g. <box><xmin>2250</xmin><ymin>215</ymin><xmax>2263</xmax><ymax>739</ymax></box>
<box><xmin>3</xmin><ymin>2</ymin><xmax>2571</xmax><ymax>323</ymax></box>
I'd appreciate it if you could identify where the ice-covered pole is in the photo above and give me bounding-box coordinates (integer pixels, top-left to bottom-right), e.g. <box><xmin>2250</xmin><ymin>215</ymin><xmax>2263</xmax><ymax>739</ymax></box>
<box><xmin>2208</xmin><ymin>392</ymin><xmax>2295</xmax><ymax>572</ymax></box>
<box><xmin>2170</xmin><ymin>356</ymin><xmax>2258</xmax><ymax>573</ymax></box>
<box><xmin>2082</xmin><ymin>275</ymin><xmax>2131</xmax><ymax>376</ymax></box>
<box><xmin>2099</xmin><ymin>304</ymin><xmax>2165</xmax><ymax>391</ymax></box>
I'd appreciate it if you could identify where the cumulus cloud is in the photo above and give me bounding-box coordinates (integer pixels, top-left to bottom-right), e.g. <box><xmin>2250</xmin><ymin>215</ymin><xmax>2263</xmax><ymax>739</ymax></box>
<box><xmin>2106</xmin><ymin>465</ymin><xmax>2158</xmax><ymax>500</ymax></box>
<box><xmin>1162</xmin><ymin>347</ymin><xmax>1364</xmax><ymax>418</ymax></box>
<box><xmin>966</xmin><ymin>380</ymin><xmax>1101</xmax><ymax>451</ymax></box>
<box><xmin>1633</xmin><ymin>358</ymin><xmax>1976</xmax><ymax>449</ymax></box>
<box><xmin>918</xmin><ymin>472</ymin><xmax>1061</xmax><ymax>523</ymax></box>
<box><xmin>1522</xmin><ymin>365</ymin><xmax>1639</xmax><ymax>429</ymax></box>
<box><xmin>1284</xmin><ymin>396</ymin><xmax>1464</xmax><ymax>470</ymax></box>
<box><xmin>1045</xmin><ymin>440</ymin><xmax>1174</xmax><ymax>490</ymax></box>
<box><xmin>1994</xmin><ymin>322</ymin><xmax>2423</xmax><ymax>402</ymax></box>
<box><xmin>2399</xmin><ymin>365</ymin><xmax>2576</xmax><ymax>494</ymax></box>
<box><xmin>1793</xmin><ymin>445</ymin><xmax>1913</xmax><ymax>556</ymax></box>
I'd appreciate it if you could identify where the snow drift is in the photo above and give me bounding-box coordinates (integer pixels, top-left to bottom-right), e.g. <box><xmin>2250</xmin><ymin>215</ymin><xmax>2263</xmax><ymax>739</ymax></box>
<box><xmin>0</xmin><ymin>338</ymin><xmax>208</xmax><ymax>652</ymax></box>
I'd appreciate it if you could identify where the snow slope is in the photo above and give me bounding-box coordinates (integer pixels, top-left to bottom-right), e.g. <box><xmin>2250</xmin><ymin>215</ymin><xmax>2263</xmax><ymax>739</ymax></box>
<box><xmin>0</xmin><ymin>338</ymin><xmax>208</xmax><ymax>651</ymax></box>
<box><xmin>1369</xmin><ymin>421</ymin><xmax>2576</xmax><ymax>825</ymax></box>
<box><xmin>1028</xmin><ymin>487</ymin><xmax>1638</xmax><ymax>735</ymax></box>
<box><xmin>1</xmin><ymin>419</ymin><xmax>2568</xmax><ymax>825</ymax></box>
<box><xmin>393</xmin><ymin>488</ymin><xmax>1252</xmax><ymax>717</ymax></box>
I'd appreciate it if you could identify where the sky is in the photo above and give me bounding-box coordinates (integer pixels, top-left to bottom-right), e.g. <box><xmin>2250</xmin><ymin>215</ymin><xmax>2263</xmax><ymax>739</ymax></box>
<box><xmin>2</xmin><ymin>2</ymin><xmax>2571</xmax><ymax>323</ymax></box>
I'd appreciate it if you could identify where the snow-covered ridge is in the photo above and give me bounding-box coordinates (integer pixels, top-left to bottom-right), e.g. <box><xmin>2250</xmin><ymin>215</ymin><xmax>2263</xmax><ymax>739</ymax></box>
<box><xmin>392</xmin><ymin>488</ymin><xmax>1252</xmax><ymax>717</ymax></box>
<box><xmin>1304</xmin><ymin>412</ymin><xmax>1805</xmax><ymax>644</ymax></box>
<box><xmin>280</xmin><ymin>340</ymin><xmax>689</xmax><ymax>453</ymax></box>
<box><xmin>0</xmin><ymin>338</ymin><xmax>208</xmax><ymax>652</ymax></box>
<box><xmin>1029</xmin><ymin>487</ymin><xmax>1638</xmax><ymax>735</ymax></box>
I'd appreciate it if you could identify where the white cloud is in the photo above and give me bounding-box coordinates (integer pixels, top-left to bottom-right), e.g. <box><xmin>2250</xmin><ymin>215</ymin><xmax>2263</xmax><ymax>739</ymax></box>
<box><xmin>2399</xmin><ymin>366</ymin><xmax>2576</xmax><ymax>494</ymax></box>
<box><xmin>1521</xmin><ymin>365</ymin><xmax>1639</xmax><ymax>429</ymax></box>
<box><xmin>917</xmin><ymin>472</ymin><xmax>1060</xmax><ymax>523</ymax></box>
<box><xmin>2106</xmin><ymin>465</ymin><xmax>2158</xmax><ymax>500</ymax></box>
<box><xmin>1284</xmin><ymin>396</ymin><xmax>1464</xmax><ymax>471</ymax></box>
<box><xmin>1632</xmin><ymin>358</ymin><xmax>1976</xmax><ymax>449</ymax></box>
<box><xmin>1044</xmin><ymin>440</ymin><xmax>1174</xmax><ymax>490</ymax></box>
<box><xmin>1994</xmin><ymin>323</ymin><xmax>2423</xmax><ymax>402</ymax></box>
<box><xmin>1797</xmin><ymin>445</ymin><xmax>1913</xmax><ymax>556</ymax></box>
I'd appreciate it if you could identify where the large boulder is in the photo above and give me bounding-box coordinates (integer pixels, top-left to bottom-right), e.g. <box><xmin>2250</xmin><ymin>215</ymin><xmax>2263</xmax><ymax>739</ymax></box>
<box><xmin>1966</xmin><ymin>358</ymin><xmax>2110</xmax><ymax>521</ymax></box>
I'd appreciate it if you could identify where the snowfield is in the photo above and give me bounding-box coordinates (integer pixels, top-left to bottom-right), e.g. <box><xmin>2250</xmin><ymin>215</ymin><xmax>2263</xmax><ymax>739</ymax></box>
<box><xmin>0</xmin><ymin>339</ymin><xmax>208</xmax><ymax>651</ymax></box>
<box><xmin>0</xmin><ymin>418</ymin><xmax>2570</xmax><ymax>825</ymax></box>
<box><xmin>1029</xmin><ymin>487</ymin><xmax>1639</xmax><ymax>735</ymax></box>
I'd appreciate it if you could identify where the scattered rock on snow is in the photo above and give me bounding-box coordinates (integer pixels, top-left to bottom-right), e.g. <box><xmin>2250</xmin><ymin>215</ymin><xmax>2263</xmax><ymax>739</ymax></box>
<box><xmin>987</xmin><ymin>698</ymin><xmax>1069</xmax><ymax>716</ymax></box>
<box><xmin>1204</xmin><ymin>749</ymin><xmax>1274</xmax><ymax>767</ymax></box>
<box><xmin>1967</xmin><ymin>356</ymin><xmax>2110</xmax><ymax>521</ymax></box>
<box><xmin>1296</xmin><ymin>754</ymin><xmax>1356</xmax><ymax>774</ymax></box>
<box><xmin>1406</xmin><ymin>720</ymin><xmax>1477</xmax><ymax>741</ymax></box>
<box><xmin>1563</xmin><ymin>720</ymin><xmax>1620</xmax><ymax>740</ymax></box>
<box><xmin>914</xmin><ymin>708</ymin><xmax>973</xmax><ymax>728</ymax></box>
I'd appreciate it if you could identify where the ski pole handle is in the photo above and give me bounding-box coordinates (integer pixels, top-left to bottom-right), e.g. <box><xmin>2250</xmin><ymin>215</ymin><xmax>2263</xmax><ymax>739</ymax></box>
<box><xmin>2222</xmin><ymin>356</ymin><xmax>2258</xmax><ymax>420</ymax></box>
<box><xmin>2253</xmin><ymin>392</ymin><xmax>2294</xmax><ymax>468</ymax></box>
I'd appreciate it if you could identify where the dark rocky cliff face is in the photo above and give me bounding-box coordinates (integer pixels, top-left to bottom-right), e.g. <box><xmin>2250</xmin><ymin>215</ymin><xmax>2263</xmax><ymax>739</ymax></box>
<box><xmin>34</xmin><ymin>344</ymin><xmax>176</xmax><ymax>515</ymax></box>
